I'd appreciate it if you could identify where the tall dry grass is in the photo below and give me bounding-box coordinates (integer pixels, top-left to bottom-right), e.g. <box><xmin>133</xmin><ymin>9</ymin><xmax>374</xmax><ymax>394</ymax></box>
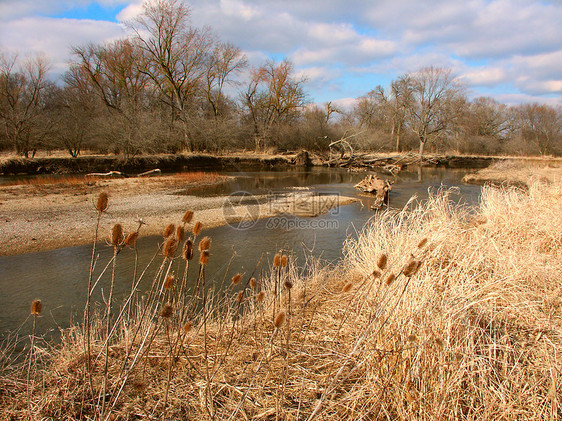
<box><xmin>1</xmin><ymin>179</ymin><xmax>560</xmax><ymax>420</ymax></box>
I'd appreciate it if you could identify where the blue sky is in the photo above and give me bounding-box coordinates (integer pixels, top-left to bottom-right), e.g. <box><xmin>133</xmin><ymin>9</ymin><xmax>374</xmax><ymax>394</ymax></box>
<box><xmin>1</xmin><ymin>0</ymin><xmax>561</xmax><ymax>108</ymax></box>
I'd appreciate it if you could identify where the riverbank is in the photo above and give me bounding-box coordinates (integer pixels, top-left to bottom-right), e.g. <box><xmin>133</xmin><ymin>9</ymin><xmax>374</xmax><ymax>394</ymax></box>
<box><xmin>2</xmin><ymin>175</ymin><xmax>559</xmax><ymax>420</ymax></box>
<box><xmin>462</xmin><ymin>159</ymin><xmax>562</xmax><ymax>186</ymax></box>
<box><xmin>3</xmin><ymin>150</ymin><xmax>561</xmax><ymax>176</ymax></box>
<box><xmin>0</xmin><ymin>152</ymin><xmax>296</xmax><ymax>176</ymax></box>
<box><xmin>0</xmin><ymin>172</ymin><xmax>355</xmax><ymax>256</ymax></box>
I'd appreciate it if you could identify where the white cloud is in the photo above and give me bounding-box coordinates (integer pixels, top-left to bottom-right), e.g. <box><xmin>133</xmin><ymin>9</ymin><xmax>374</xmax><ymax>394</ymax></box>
<box><xmin>1</xmin><ymin>0</ymin><xmax>561</xmax><ymax>104</ymax></box>
<box><xmin>116</xmin><ymin>1</ymin><xmax>144</xmax><ymax>21</ymax></box>
<box><xmin>492</xmin><ymin>93</ymin><xmax>561</xmax><ymax>106</ymax></box>
<box><xmin>460</xmin><ymin>67</ymin><xmax>508</xmax><ymax>87</ymax></box>
<box><xmin>0</xmin><ymin>17</ymin><xmax>126</xmax><ymax>78</ymax></box>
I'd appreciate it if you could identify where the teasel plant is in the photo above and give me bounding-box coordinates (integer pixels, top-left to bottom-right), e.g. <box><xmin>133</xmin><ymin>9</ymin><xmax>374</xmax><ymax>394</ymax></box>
<box><xmin>229</xmin><ymin>310</ymin><xmax>287</xmax><ymax>421</ymax></box>
<box><xmin>100</xmin><ymin>223</ymin><xmax>124</xmax><ymax>416</ymax></box>
<box><xmin>84</xmin><ymin>192</ymin><xmax>108</xmax><ymax>400</ymax></box>
<box><xmin>273</xmin><ymin>253</ymin><xmax>282</xmax><ymax>324</ymax></box>
<box><xmin>27</xmin><ymin>299</ymin><xmax>41</xmax><ymax>420</ymax></box>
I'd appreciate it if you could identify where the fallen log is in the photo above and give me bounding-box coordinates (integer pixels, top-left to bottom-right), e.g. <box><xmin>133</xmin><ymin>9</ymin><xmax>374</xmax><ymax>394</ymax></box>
<box><xmin>354</xmin><ymin>174</ymin><xmax>392</xmax><ymax>210</ymax></box>
<box><xmin>86</xmin><ymin>171</ymin><xmax>125</xmax><ymax>178</ymax></box>
<box><xmin>138</xmin><ymin>168</ymin><xmax>162</xmax><ymax>177</ymax></box>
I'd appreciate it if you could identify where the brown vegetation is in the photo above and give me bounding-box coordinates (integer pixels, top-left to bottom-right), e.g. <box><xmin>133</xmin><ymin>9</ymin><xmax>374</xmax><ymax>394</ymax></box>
<box><xmin>1</xmin><ymin>174</ymin><xmax>560</xmax><ymax>419</ymax></box>
<box><xmin>463</xmin><ymin>159</ymin><xmax>562</xmax><ymax>186</ymax></box>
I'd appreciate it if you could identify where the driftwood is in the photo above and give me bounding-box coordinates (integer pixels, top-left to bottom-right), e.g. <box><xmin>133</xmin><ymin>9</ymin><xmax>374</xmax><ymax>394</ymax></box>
<box><xmin>327</xmin><ymin>131</ymin><xmax>365</xmax><ymax>166</ymax></box>
<box><xmin>86</xmin><ymin>168</ymin><xmax>163</xmax><ymax>178</ymax></box>
<box><xmin>354</xmin><ymin>174</ymin><xmax>392</xmax><ymax>210</ymax></box>
<box><xmin>138</xmin><ymin>168</ymin><xmax>162</xmax><ymax>177</ymax></box>
<box><xmin>329</xmin><ymin>151</ymin><xmax>439</xmax><ymax>172</ymax></box>
<box><xmin>86</xmin><ymin>171</ymin><xmax>125</xmax><ymax>178</ymax></box>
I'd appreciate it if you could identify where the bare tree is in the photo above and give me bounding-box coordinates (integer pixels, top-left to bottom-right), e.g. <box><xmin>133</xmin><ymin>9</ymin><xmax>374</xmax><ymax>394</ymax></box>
<box><xmin>243</xmin><ymin>59</ymin><xmax>307</xmax><ymax>151</ymax></box>
<box><xmin>0</xmin><ymin>53</ymin><xmax>51</xmax><ymax>157</ymax></box>
<box><xmin>127</xmin><ymin>0</ymin><xmax>214</xmax><ymax>151</ymax></box>
<box><xmin>203</xmin><ymin>42</ymin><xmax>247</xmax><ymax>118</ymax></box>
<box><xmin>405</xmin><ymin>66</ymin><xmax>465</xmax><ymax>157</ymax></box>
<box><xmin>514</xmin><ymin>103</ymin><xmax>562</xmax><ymax>155</ymax></box>
<box><xmin>70</xmin><ymin>39</ymin><xmax>151</xmax><ymax>157</ymax></box>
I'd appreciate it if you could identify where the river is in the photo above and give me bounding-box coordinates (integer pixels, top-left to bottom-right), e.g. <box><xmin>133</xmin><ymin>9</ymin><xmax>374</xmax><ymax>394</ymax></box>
<box><xmin>0</xmin><ymin>166</ymin><xmax>481</xmax><ymax>340</ymax></box>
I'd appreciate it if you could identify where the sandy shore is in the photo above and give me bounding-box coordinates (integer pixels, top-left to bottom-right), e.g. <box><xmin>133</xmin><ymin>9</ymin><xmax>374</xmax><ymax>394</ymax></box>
<box><xmin>0</xmin><ymin>174</ymin><xmax>355</xmax><ymax>256</ymax></box>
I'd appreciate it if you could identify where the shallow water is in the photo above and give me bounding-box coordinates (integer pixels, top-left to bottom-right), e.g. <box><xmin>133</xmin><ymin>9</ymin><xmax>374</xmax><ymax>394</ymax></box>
<box><xmin>0</xmin><ymin>166</ymin><xmax>481</xmax><ymax>338</ymax></box>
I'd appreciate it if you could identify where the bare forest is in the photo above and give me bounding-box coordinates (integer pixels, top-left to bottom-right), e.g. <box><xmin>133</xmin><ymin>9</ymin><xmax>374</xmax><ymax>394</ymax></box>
<box><xmin>1</xmin><ymin>0</ymin><xmax>561</xmax><ymax>159</ymax></box>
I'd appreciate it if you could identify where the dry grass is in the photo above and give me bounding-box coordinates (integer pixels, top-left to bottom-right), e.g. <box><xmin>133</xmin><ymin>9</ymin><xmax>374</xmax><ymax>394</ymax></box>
<box><xmin>463</xmin><ymin>159</ymin><xmax>562</xmax><ymax>186</ymax></box>
<box><xmin>1</xmin><ymin>174</ymin><xmax>99</xmax><ymax>187</ymax></box>
<box><xmin>1</xmin><ymin>171</ymin><xmax>221</xmax><ymax>187</ymax></box>
<box><xmin>1</xmin><ymin>178</ymin><xmax>561</xmax><ymax>420</ymax></box>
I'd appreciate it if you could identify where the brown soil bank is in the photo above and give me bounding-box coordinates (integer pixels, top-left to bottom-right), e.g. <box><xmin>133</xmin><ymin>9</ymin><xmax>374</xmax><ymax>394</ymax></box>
<box><xmin>0</xmin><ymin>152</ymin><xmax>297</xmax><ymax>176</ymax></box>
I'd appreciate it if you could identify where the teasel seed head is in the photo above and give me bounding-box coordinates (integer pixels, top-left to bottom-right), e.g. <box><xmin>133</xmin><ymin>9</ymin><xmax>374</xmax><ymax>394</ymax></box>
<box><xmin>249</xmin><ymin>277</ymin><xmax>257</xmax><ymax>289</ymax></box>
<box><xmin>110</xmin><ymin>223</ymin><xmax>124</xmax><ymax>246</ymax></box>
<box><xmin>192</xmin><ymin>221</ymin><xmax>203</xmax><ymax>236</ymax></box>
<box><xmin>182</xmin><ymin>239</ymin><xmax>194</xmax><ymax>261</ymax></box>
<box><xmin>183</xmin><ymin>321</ymin><xmax>193</xmax><ymax>333</ymax></box>
<box><xmin>124</xmin><ymin>231</ymin><xmax>139</xmax><ymax>247</ymax></box>
<box><xmin>160</xmin><ymin>303</ymin><xmax>173</xmax><ymax>318</ymax></box>
<box><xmin>385</xmin><ymin>273</ymin><xmax>396</xmax><ymax>286</ymax></box>
<box><xmin>281</xmin><ymin>255</ymin><xmax>288</xmax><ymax>267</ymax></box>
<box><xmin>162</xmin><ymin>237</ymin><xmax>178</xmax><ymax>258</ymax></box>
<box><xmin>284</xmin><ymin>280</ymin><xmax>293</xmax><ymax>290</ymax></box>
<box><xmin>236</xmin><ymin>290</ymin><xmax>244</xmax><ymax>304</ymax></box>
<box><xmin>403</xmin><ymin>260</ymin><xmax>421</xmax><ymax>277</ymax></box>
<box><xmin>30</xmin><ymin>299</ymin><xmax>42</xmax><ymax>316</ymax></box>
<box><xmin>377</xmin><ymin>254</ymin><xmax>388</xmax><ymax>270</ymax></box>
<box><xmin>198</xmin><ymin>236</ymin><xmax>211</xmax><ymax>252</ymax></box>
<box><xmin>274</xmin><ymin>311</ymin><xmax>286</xmax><ymax>328</ymax></box>
<box><xmin>199</xmin><ymin>250</ymin><xmax>210</xmax><ymax>265</ymax></box>
<box><xmin>417</xmin><ymin>238</ymin><xmax>428</xmax><ymax>249</ymax></box>
<box><xmin>256</xmin><ymin>291</ymin><xmax>265</xmax><ymax>302</ymax></box>
<box><xmin>182</xmin><ymin>210</ymin><xmax>194</xmax><ymax>224</ymax></box>
<box><xmin>342</xmin><ymin>282</ymin><xmax>352</xmax><ymax>292</ymax></box>
<box><xmin>176</xmin><ymin>226</ymin><xmax>185</xmax><ymax>243</ymax></box>
<box><xmin>273</xmin><ymin>253</ymin><xmax>281</xmax><ymax>268</ymax></box>
<box><xmin>231</xmin><ymin>273</ymin><xmax>242</xmax><ymax>285</ymax></box>
<box><xmin>163</xmin><ymin>223</ymin><xmax>175</xmax><ymax>238</ymax></box>
<box><xmin>96</xmin><ymin>192</ymin><xmax>109</xmax><ymax>213</ymax></box>
<box><xmin>164</xmin><ymin>275</ymin><xmax>175</xmax><ymax>290</ymax></box>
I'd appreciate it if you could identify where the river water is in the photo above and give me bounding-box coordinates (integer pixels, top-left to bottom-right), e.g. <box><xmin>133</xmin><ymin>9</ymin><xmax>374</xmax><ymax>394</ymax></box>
<box><xmin>0</xmin><ymin>166</ymin><xmax>481</xmax><ymax>339</ymax></box>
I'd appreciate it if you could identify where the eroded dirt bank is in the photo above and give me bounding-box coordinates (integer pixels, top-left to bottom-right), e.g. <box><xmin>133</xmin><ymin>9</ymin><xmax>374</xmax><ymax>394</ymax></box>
<box><xmin>0</xmin><ymin>152</ymin><xmax>297</xmax><ymax>176</ymax></box>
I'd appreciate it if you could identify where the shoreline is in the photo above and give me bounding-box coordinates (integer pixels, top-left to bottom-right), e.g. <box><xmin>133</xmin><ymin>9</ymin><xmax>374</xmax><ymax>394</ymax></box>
<box><xmin>462</xmin><ymin>159</ymin><xmax>562</xmax><ymax>186</ymax></box>
<box><xmin>0</xmin><ymin>173</ymin><xmax>356</xmax><ymax>256</ymax></box>
<box><xmin>3</xmin><ymin>151</ymin><xmax>562</xmax><ymax>177</ymax></box>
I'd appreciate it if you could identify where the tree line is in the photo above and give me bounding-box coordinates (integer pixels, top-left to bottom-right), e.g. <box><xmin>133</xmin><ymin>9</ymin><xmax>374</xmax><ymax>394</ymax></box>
<box><xmin>1</xmin><ymin>0</ymin><xmax>560</xmax><ymax>158</ymax></box>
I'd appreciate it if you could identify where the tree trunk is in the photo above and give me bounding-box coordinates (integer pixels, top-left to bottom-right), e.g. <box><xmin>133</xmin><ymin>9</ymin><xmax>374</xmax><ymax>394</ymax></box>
<box><xmin>395</xmin><ymin>124</ymin><xmax>401</xmax><ymax>152</ymax></box>
<box><xmin>419</xmin><ymin>139</ymin><xmax>425</xmax><ymax>158</ymax></box>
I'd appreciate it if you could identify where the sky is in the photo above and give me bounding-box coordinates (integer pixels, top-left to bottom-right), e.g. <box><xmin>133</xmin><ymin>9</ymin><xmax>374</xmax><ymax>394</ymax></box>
<box><xmin>1</xmin><ymin>0</ymin><xmax>561</xmax><ymax>108</ymax></box>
